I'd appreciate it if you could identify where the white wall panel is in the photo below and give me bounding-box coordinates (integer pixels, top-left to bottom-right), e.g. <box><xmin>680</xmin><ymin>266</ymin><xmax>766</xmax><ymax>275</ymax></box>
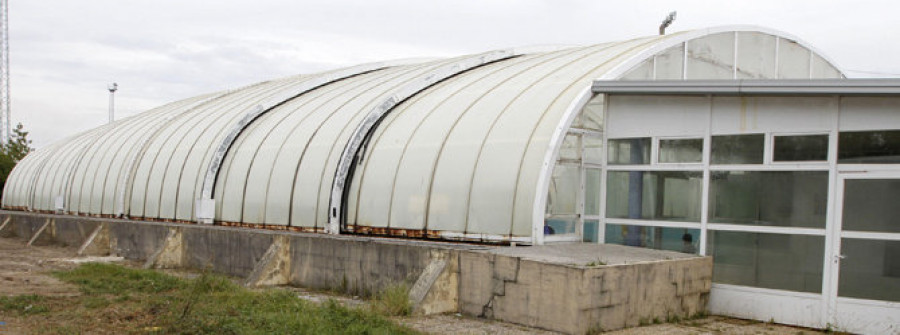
<box><xmin>839</xmin><ymin>97</ymin><xmax>900</xmax><ymax>131</ymax></box>
<box><xmin>712</xmin><ymin>96</ymin><xmax>837</xmax><ymax>135</ymax></box>
<box><xmin>608</xmin><ymin>95</ymin><xmax>711</xmax><ymax>138</ymax></box>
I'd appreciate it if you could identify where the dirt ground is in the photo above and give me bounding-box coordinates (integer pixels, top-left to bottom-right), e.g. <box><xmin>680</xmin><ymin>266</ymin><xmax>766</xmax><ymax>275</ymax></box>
<box><xmin>0</xmin><ymin>236</ymin><xmax>827</xmax><ymax>335</ymax></box>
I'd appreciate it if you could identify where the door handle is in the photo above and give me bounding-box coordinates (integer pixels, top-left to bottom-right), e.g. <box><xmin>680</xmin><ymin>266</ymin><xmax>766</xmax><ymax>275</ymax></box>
<box><xmin>834</xmin><ymin>254</ymin><xmax>847</xmax><ymax>263</ymax></box>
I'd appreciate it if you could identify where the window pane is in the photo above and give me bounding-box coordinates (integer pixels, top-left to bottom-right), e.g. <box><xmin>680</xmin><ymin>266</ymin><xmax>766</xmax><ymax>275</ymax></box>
<box><xmin>608</xmin><ymin>138</ymin><xmax>650</xmax><ymax>165</ymax></box>
<box><xmin>559</xmin><ymin>134</ymin><xmax>580</xmax><ymax>161</ymax></box>
<box><xmin>584</xmin><ymin>135</ymin><xmax>602</xmax><ymax>164</ymax></box>
<box><xmin>606</xmin><ymin>171</ymin><xmax>702</xmax><ymax>222</ymax></box>
<box><xmin>711</xmin><ymin>134</ymin><xmax>764</xmax><ymax>164</ymax></box>
<box><xmin>774</xmin><ymin>134</ymin><xmax>828</xmax><ymax>161</ymax></box>
<box><xmin>547</xmin><ymin>164</ymin><xmax>579</xmax><ymax>215</ymax></box>
<box><xmin>709</xmin><ymin>171</ymin><xmax>827</xmax><ymax>228</ymax></box>
<box><xmin>838</xmin><ymin>239</ymin><xmax>900</xmax><ymax>302</ymax></box>
<box><xmin>585</xmin><ymin>169</ymin><xmax>601</xmax><ymax>216</ymax></box>
<box><xmin>545</xmin><ymin>217</ymin><xmax>576</xmax><ymax>235</ymax></box>
<box><xmin>583</xmin><ymin>220</ymin><xmax>598</xmax><ymax>242</ymax></box>
<box><xmin>842</xmin><ymin>179</ymin><xmax>900</xmax><ymax>233</ymax></box>
<box><xmin>839</xmin><ymin>130</ymin><xmax>900</xmax><ymax>163</ymax></box>
<box><xmin>605</xmin><ymin>224</ymin><xmax>700</xmax><ymax>254</ymax></box>
<box><xmin>659</xmin><ymin>138</ymin><xmax>703</xmax><ymax>163</ymax></box>
<box><xmin>707</xmin><ymin>231</ymin><xmax>824</xmax><ymax>293</ymax></box>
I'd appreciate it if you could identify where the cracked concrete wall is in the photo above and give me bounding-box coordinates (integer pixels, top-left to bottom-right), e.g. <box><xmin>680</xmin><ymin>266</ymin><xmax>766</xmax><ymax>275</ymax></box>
<box><xmin>460</xmin><ymin>252</ymin><xmax>712</xmax><ymax>334</ymax></box>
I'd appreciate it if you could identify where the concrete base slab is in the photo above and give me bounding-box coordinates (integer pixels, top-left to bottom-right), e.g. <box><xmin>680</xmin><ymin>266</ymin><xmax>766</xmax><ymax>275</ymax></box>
<box><xmin>459</xmin><ymin>244</ymin><xmax>712</xmax><ymax>334</ymax></box>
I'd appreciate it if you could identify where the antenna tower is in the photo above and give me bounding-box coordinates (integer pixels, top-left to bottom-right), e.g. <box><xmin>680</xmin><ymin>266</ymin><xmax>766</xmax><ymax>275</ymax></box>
<box><xmin>0</xmin><ymin>0</ymin><xmax>9</xmax><ymax>144</ymax></box>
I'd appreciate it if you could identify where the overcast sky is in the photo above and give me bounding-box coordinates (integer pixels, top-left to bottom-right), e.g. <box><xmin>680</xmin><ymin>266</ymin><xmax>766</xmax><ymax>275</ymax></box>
<box><xmin>10</xmin><ymin>0</ymin><xmax>900</xmax><ymax>148</ymax></box>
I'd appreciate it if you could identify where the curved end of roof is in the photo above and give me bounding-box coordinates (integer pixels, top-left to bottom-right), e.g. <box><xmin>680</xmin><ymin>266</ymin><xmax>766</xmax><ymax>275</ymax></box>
<box><xmin>598</xmin><ymin>24</ymin><xmax>846</xmax><ymax>80</ymax></box>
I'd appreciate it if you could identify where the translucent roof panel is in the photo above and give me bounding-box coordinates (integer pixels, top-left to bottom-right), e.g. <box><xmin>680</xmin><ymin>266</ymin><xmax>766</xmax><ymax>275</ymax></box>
<box><xmin>1</xmin><ymin>26</ymin><xmax>844</xmax><ymax>244</ymax></box>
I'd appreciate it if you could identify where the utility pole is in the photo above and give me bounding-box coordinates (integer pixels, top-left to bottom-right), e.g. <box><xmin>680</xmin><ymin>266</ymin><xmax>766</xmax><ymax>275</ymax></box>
<box><xmin>0</xmin><ymin>0</ymin><xmax>10</xmax><ymax>143</ymax></box>
<box><xmin>108</xmin><ymin>82</ymin><xmax>117</xmax><ymax>124</ymax></box>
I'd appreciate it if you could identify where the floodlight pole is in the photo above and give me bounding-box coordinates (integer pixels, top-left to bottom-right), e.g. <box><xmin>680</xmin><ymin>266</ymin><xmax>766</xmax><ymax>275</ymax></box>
<box><xmin>659</xmin><ymin>11</ymin><xmax>677</xmax><ymax>35</ymax></box>
<box><xmin>108</xmin><ymin>82</ymin><xmax>117</xmax><ymax>124</ymax></box>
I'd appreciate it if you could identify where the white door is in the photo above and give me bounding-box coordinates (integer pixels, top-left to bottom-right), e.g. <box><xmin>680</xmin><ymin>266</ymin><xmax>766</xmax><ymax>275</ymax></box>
<box><xmin>829</xmin><ymin>172</ymin><xmax>900</xmax><ymax>334</ymax></box>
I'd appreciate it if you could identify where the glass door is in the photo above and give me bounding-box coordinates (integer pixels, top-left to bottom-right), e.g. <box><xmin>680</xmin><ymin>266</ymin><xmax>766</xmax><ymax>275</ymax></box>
<box><xmin>830</xmin><ymin>173</ymin><xmax>900</xmax><ymax>334</ymax></box>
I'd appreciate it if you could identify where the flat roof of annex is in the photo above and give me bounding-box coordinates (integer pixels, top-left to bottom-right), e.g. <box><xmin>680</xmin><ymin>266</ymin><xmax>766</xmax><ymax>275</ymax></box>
<box><xmin>593</xmin><ymin>79</ymin><xmax>900</xmax><ymax>96</ymax></box>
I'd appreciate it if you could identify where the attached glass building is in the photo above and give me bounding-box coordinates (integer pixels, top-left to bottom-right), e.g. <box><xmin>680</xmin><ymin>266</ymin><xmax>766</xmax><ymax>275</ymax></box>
<box><xmin>592</xmin><ymin>80</ymin><xmax>900</xmax><ymax>334</ymax></box>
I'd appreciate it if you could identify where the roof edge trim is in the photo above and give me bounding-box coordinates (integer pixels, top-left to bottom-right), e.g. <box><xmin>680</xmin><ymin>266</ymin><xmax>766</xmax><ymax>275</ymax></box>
<box><xmin>592</xmin><ymin>79</ymin><xmax>900</xmax><ymax>96</ymax></box>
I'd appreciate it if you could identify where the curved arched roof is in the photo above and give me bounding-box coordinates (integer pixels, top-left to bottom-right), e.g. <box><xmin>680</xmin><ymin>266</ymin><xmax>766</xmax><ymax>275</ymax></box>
<box><xmin>2</xmin><ymin>26</ymin><xmax>844</xmax><ymax>243</ymax></box>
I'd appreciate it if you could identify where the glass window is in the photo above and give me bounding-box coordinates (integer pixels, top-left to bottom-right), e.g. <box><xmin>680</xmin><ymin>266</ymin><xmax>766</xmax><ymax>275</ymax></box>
<box><xmin>605</xmin><ymin>224</ymin><xmax>700</xmax><ymax>254</ymax></box>
<box><xmin>608</xmin><ymin>138</ymin><xmax>650</xmax><ymax>165</ymax></box>
<box><xmin>659</xmin><ymin>138</ymin><xmax>703</xmax><ymax>163</ymax></box>
<box><xmin>547</xmin><ymin>164</ymin><xmax>579</xmax><ymax>215</ymax></box>
<box><xmin>838</xmin><ymin>130</ymin><xmax>900</xmax><ymax>163</ymax></box>
<box><xmin>583</xmin><ymin>220</ymin><xmax>599</xmax><ymax>243</ymax></box>
<box><xmin>842</xmin><ymin>179</ymin><xmax>900</xmax><ymax>233</ymax></box>
<box><xmin>584</xmin><ymin>135</ymin><xmax>602</xmax><ymax>164</ymax></box>
<box><xmin>711</xmin><ymin>134</ymin><xmax>764</xmax><ymax>164</ymax></box>
<box><xmin>709</xmin><ymin>171</ymin><xmax>827</xmax><ymax>228</ymax></box>
<box><xmin>773</xmin><ymin>134</ymin><xmax>829</xmax><ymax>162</ymax></box>
<box><xmin>544</xmin><ymin>217</ymin><xmax>576</xmax><ymax>235</ymax></box>
<box><xmin>585</xmin><ymin>169</ymin><xmax>601</xmax><ymax>216</ymax></box>
<box><xmin>707</xmin><ymin>231</ymin><xmax>824</xmax><ymax>293</ymax></box>
<box><xmin>838</xmin><ymin>239</ymin><xmax>900</xmax><ymax>302</ymax></box>
<box><xmin>606</xmin><ymin>171</ymin><xmax>702</xmax><ymax>222</ymax></box>
<box><xmin>559</xmin><ymin>134</ymin><xmax>580</xmax><ymax>161</ymax></box>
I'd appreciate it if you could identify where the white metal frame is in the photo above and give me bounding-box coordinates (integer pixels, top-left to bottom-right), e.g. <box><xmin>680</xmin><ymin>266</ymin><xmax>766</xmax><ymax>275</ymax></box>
<box><xmin>827</xmin><ymin>171</ymin><xmax>900</xmax><ymax>333</ymax></box>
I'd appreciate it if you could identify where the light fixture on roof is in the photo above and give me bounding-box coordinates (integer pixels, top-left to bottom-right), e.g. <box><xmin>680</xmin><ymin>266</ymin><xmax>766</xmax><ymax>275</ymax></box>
<box><xmin>108</xmin><ymin>82</ymin><xmax>118</xmax><ymax>124</ymax></box>
<box><xmin>659</xmin><ymin>11</ymin><xmax>677</xmax><ymax>35</ymax></box>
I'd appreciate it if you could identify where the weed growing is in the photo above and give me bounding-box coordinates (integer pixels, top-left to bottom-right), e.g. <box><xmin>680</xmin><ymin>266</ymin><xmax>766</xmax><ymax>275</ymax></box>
<box><xmin>370</xmin><ymin>283</ymin><xmax>412</xmax><ymax>316</ymax></box>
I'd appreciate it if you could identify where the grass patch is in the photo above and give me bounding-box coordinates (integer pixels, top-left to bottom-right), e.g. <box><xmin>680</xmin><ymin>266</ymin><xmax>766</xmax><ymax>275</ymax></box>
<box><xmin>370</xmin><ymin>283</ymin><xmax>412</xmax><ymax>316</ymax></box>
<box><xmin>54</xmin><ymin>262</ymin><xmax>183</xmax><ymax>295</ymax></box>
<box><xmin>15</xmin><ymin>262</ymin><xmax>421</xmax><ymax>334</ymax></box>
<box><xmin>0</xmin><ymin>294</ymin><xmax>49</xmax><ymax>315</ymax></box>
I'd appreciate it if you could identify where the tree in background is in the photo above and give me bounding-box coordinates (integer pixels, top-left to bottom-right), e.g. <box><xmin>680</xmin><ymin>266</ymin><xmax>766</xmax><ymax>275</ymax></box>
<box><xmin>0</xmin><ymin>123</ymin><xmax>34</xmax><ymax>200</ymax></box>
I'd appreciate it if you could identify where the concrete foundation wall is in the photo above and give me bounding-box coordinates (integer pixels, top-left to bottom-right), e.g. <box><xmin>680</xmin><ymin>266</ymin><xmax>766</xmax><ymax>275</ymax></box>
<box><xmin>0</xmin><ymin>211</ymin><xmax>711</xmax><ymax>334</ymax></box>
<box><xmin>289</xmin><ymin>236</ymin><xmax>436</xmax><ymax>295</ymax></box>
